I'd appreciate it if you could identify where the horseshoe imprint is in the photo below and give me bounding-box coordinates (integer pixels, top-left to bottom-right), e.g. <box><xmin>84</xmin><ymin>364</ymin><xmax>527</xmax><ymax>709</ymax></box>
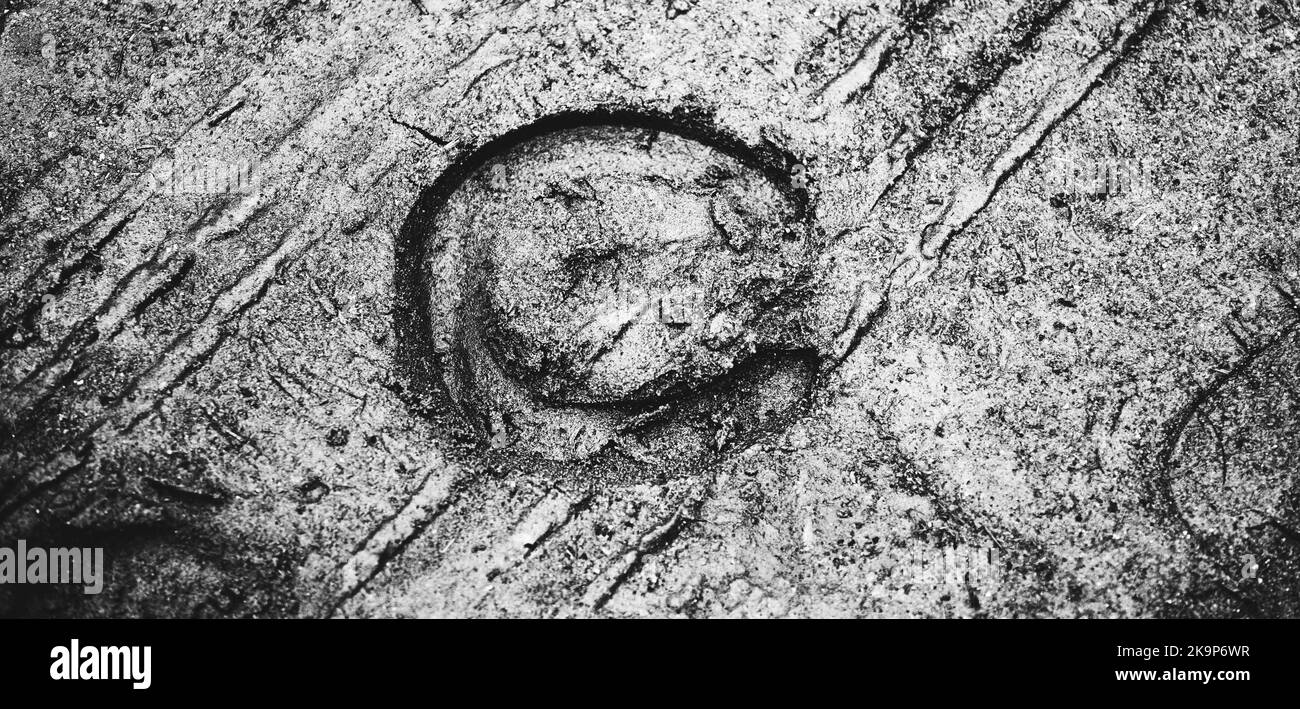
<box><xmin>402</xmin><ymin>113</ymin><xmax>829</xmax><ymax>470</ymax></box>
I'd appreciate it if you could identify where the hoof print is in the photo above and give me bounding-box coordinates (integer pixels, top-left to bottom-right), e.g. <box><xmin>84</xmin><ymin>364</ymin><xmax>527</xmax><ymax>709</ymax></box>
<box><xmin>399</xmin><ymin>111</ymin><xmax>827</xmax><ymax>474</ymax></box>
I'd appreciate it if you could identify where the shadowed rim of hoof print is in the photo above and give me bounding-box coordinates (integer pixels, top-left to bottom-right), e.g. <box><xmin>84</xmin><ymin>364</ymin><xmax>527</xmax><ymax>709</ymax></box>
<box><xmin>1144</xmin><ymin>323</ymin><xmax>1300</xmax><ymax>616</ymax></box>
<box><xmin>392</xmin><ymin>106</ymin><xmax>826</xmax><ymax>483</ymax></box>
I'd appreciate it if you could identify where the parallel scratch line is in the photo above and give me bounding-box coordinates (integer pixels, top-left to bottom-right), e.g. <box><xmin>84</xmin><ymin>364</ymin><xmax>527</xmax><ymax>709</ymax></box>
<box><xmin>919</xmin><ymin>0</ymin><xmax>1168</xmax><ymax>257</ymax></box>
<box><xmin>328</xmin><ymin>460</ymin><xmax>464</xmax><ymax>617</ymax></box>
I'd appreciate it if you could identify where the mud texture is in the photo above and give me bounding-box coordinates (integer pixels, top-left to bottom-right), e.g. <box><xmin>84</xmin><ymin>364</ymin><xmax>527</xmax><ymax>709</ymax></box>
<box><xmin>0</xmin><ymin>0</ymin><xmax>1298</xmax><ymax>617</ymax></box>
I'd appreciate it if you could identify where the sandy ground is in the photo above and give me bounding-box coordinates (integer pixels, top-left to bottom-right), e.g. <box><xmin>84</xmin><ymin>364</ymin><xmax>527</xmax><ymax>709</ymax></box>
<box><xmin>0</xmin><ymin>0</ymin><xmax>1297</xmax><ymax>617</ymax></box>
